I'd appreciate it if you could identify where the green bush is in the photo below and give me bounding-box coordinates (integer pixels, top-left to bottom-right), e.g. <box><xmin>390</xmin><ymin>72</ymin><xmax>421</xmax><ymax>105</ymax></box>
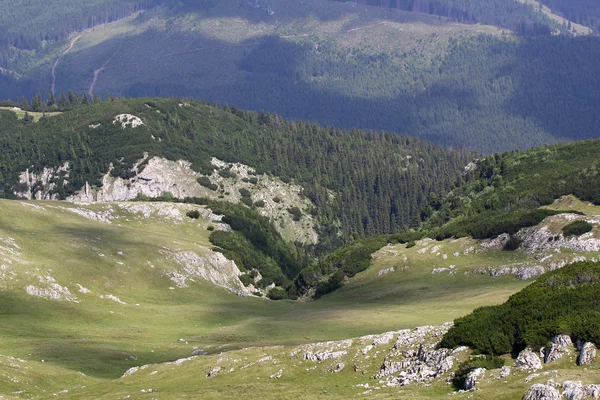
<box><xmin>254</xmin><ymin>200</ymin><xmax>265</xmax><ymax>208</ymax></box>
<box><xmin>207</xmin><ymin>225</ymin><xmax>215</xmax><ymax>231</ymax></box>
<box><xmin>287</xmin><ymin>206</ymin><xmax>302</xmax><ymax>221</ymax></box>
<box><xmin>273</xmin><ymin>197</ymin><xmax>281</xmax><ymax>203</ymax></box>
<box><xmin>249</xmin><ymin>177</ymin><xmax>258</xmax><ymax>184</ymax></box>
<box><xmin>197</xmin><ymin>176</ymin><xmax>218</xmax><ymax>191</ymax></box>
<box><xmin>239</xmin><ymin>274</ymin><xmax>254</xmax><ymax>287</ymax></box>
<box><xmin>218</xmin><ymin>168</ymin><xmax>236</xmax><ymax>179</ymax></box>
<box><xmin>440</xmin><ymin>261</ymin><xmax>600</xmax><ymax>356</ymax></box>
<box><xmin>563</xmin><ymin>220</ymin><xmax>593</xmax><ymax>236</ymax></box>
<box><xmin>186</xmin><ymin>210</ymin><xmax>200</xmax><ymax>219</ymax></box>
<box><xmin>267</xmin><ymin>287</ymin><xmax>287</xmax><ymax>300</ymax></box>
<box><xmin>241</xmin><ymin>196</ymin><xmax>253</xmax><ymax>207</ymax></box>
<box><xmin>406</xmin><ymin>240</ymin><xmax>416</xmax><ymax>248</ymax></box>
<box><xmin>503</xmin><ymin>235</ymin><xmax>522</xmax><ymax>251</ymax></box>
<box><xmin>239</xmin><ymin>188</ymin><xmax>251</xmax><ymax>198</ymax></box>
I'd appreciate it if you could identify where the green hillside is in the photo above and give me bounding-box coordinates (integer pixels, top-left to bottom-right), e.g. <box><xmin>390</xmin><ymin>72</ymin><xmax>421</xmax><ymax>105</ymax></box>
<box><xmin>0</xmin><ymin>98</ymin><xmax>470</xmax><ymax>246</ymax></box>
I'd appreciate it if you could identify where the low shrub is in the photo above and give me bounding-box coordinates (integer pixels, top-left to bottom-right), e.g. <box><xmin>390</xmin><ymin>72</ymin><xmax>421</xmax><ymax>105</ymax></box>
<box><xmin>186</xmin><ymin>210</ymin><xmax>200</xmax><ymax>219</ymax></box>
<box><xmin>503</xmin><ymin>235</ymin><xmax>522</xmax><ymax>251</ymax></box>
<box><xmin>563</xmin><ymin>220</ymin><xmax>593</xmax><ymax>236</ymax></box>
<box><xmin>267</xmin><ymin>287</ymin><xmax>287</xmax><ymax>300</ymax></box>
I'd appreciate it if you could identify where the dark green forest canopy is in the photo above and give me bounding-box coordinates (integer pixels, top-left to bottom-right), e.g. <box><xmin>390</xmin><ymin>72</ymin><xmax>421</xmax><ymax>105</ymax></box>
<box><xmin>0</xmin><ymin>98</ymin><xmax>470</xmax><ymax>246</ymax></box>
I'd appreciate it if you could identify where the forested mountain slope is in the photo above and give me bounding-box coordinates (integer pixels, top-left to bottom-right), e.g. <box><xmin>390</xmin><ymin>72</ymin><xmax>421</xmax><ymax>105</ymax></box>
<box><xmin>0</xmin><ymin>98</ymin><xmax>469</xmax><ymax>246</ymax></box>
<box><xmin>4</xmin><ymin>0</ymin><xmax>600</xmax><ymax>152</ymax></box>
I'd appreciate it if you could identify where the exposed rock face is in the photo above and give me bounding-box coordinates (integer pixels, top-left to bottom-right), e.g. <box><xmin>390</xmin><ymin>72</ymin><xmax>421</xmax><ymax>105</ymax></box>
<box><xmin>15</xmin><ymin>162</ymin><xmax>70</xmax><ymax>200</ymax></box>
<box><xmin>164</xmin><ymin>250</ymin><xmax>253</xmax><ymax>295</ymax></box>
<box><xmin>464</xmin><ymin>367</ymin><xmax>485</xmax><ymax>390</ymax></box>
<box><xmin>515</xmin><ymin>349</ymin><xmax>543</xmax><ymax>371</ymax></box>
<box><xmin>519</xmin><ymin>216</ymin><xmax>600</xmax><ymax>253</ymax></box>
<box><xmin>114</xmin><ymin>114</ymin><xmax>144</xmax><ymax>128</ymax></box>
<box><xmin>522</xmin><ymin>384</ymin><xmax>561</xmax><ymax>400</ymax></box>
<box><xmin>577</xmin><ymin>342</ymin><xmax>597</xmax><ymax>366</ymax></box>
<box><xmin>543</xmin><ymin>335</ymin><xmax>573</xmax><ymax>363</ymax></box>
<box><xmin>65</xmin><ymin>156</ymin><xmax>318</xmax><ymax>244</ymax></box>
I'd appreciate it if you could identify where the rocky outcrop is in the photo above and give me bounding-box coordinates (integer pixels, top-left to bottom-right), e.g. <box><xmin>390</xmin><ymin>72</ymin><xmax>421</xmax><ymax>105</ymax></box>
<box><xmin>515</xmin><ymin>349</ymin><xmax>543</xmax><ymax>371</ymax></box>
<box><xmin>15</xmin><ymin>162</ymin><xmax>70</xmax><ymax>200</ymax></box>
<box><xmin>376</xmin><ymin>323</ymin><xmax>461</xmax><ymax>387</ymax></box>
<box><xmin>165</xmin><ymin>250</ymin><xmax>253</xmax><ymax>295</ymax></box>
<box><xmin>543</xmin><ymin>335</ymin><xmax>573</xmax><ymax>363</ymax></box>
<box><xmin>464</xmin><ymin>367</ymin><xmax>485</xmax><ymax>390</ymax></box>
<box><xmin>522</xmin><ymin>384</ymin><xmax>561</xmax><ymax>400</ymax></box>
<box><xmin>114</xmin><ymin>114</ymin><xmax>144</xmax><ymax>128</ymax></box>
<box><xmin>518</xmin><ymin>216</ymin><xmax>600</xmax><ymax>253</ymax></box>
<box><xmin>577</xmin><ymin>342</ymin><xmax>597</xmax><ymax>366</ymax></box>
<box><xmin>66</xmin><ymin>156</ymin><xmax>318</xmax><ymax>244</ymax></box>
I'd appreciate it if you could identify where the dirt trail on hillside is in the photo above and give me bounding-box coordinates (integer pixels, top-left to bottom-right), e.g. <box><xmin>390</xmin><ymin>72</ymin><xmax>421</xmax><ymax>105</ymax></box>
<box><xmin>51</xmin><ymin>35</ymin><xmax>82</xmax><ymax>95</ymax></box>
<box><xmin>88</xmin><ymin>45</ymin><xmax>122</xmax><ymax>96</ymax></box>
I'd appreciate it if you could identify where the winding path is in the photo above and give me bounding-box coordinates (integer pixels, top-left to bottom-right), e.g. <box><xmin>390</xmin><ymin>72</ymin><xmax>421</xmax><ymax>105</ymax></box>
<box><xmin>51</xmin><ymin>35</ymin><xmax>82</xmax><ymax>95</ymax></box>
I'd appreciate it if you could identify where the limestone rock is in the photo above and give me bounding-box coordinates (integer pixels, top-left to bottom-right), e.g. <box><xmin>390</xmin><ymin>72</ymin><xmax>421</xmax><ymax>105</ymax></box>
<box><xmin>332</xmin><ymin>363</ymin><xmax>344</xmax><ymax>373</ymax></box>
<box><xmin>543</xmin><ymin>335</ymin><xmax>573</xmax><ymax>363</ymax></box>
<box><xmin>500</xmin><ymin>366</ymin><xmax>511</xmax><ymax>378</ymax></box>
<box><xmin>584</xmin><ymin>384</ymin><xmax>600</xmax><ymax>400</ymax></box>
<box><xmin>269</xmin><ymin>369</ymin><xmax>283</xmax><ymax>379</ymax></box>
<box><xmin>515</xmin><ymin>349</ymin><xmax>543</xmax><ymax>371</ymax></box>
<box><xmin>522</xmin><ymin>384</ymin><xmax>561</xmax><ymax>400</ymax></box>
<box><xmin>207</xmin><ymin>366</ymin><xmax>221</xmax><ymax>378</ymax></box>
<box><xmin>562</xmin><ymin>381</ymin><xmax>584</xmax><ymax>400</ymax></box>
<box><xmin>577</xmin><ymin>342</ymin><xmax>597</xmax><ymax>366</ymax></box>
<box><xmin>464</xmin><ymin>367</ymin><xmax>485</xmax><ymax>390</ymax></box>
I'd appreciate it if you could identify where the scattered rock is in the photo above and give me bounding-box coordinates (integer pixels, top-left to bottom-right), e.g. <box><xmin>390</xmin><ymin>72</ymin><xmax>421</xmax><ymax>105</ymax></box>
<box><xmin>269</xmin><ymin>369</ymin><xmax>283</xmax><ymax>379</ymax></box>
<box><xmin>522</xmin><ymin>383</ymin><xmax>561</xmax><ymax>400</ymax></box>
<box><xmin>500</xmin><ymin>366</ymin><xmax>511</xmax><ymax>378</ymax></box>
<box><xmin>331</xmin><ymin>363</ymin><xmax>345</xmax><ymax>373</ymax></box>
<box><xmin>207</xmin><ymin>366</ymin><xmax>221</xmax><ymax>378</ymax></box>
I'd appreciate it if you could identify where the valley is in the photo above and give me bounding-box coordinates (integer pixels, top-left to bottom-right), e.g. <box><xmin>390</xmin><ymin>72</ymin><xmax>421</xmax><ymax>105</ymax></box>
<box><xmin>2</xmin><ymin>1</ymin><xmax>600</xmax><ymax>398</ymax></box>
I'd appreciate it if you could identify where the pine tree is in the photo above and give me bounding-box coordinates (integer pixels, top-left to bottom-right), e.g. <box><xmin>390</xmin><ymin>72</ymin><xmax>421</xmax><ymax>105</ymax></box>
<box><xmin>20</xmin><ymin>96</ymin><xmax>29</xmax><ymax>111</ymax></box>
<box><xmin>47</xmin><ymin>92</ymin><xmax>56</xmax><ymax>107</ymax></box>
<box><xmin>58</xmin><ymin>93</ymin><xmax>68</xmax><ymax>108</ymax></box>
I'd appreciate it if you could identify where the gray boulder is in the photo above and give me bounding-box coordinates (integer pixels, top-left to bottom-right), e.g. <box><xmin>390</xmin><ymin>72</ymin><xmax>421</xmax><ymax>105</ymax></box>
<box><xmin>562</xmin><ymin>381</ymin><xmax>584</xmax><ymax>400</ymax></box>
<box><xmin>464</xmin><ymin>368</ymin><xmax>485</xmax><ymax>391</ymax></box>
<box><xmin>577</xmin><ymin>342</ymin><xmax>597</xmax><ymax>366</ymax></box>
<box><xmin>515</xmin><ymin>349</ymin><xmax>543</xmax><ymax>371</ymax></box>
<box><xmin>522</xmin><ymin>384</ymin><xmax>561</xmax><ymax>400</ymax></box>
<box><xmin>543</xmin><ymin>334</ymin><xmax>573</xmax><ymax>363</ymax></box>
<box><xmin>584</xmin><ymin>384</ymin><xmax>600</xmax><ymax>400</ymax></box>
